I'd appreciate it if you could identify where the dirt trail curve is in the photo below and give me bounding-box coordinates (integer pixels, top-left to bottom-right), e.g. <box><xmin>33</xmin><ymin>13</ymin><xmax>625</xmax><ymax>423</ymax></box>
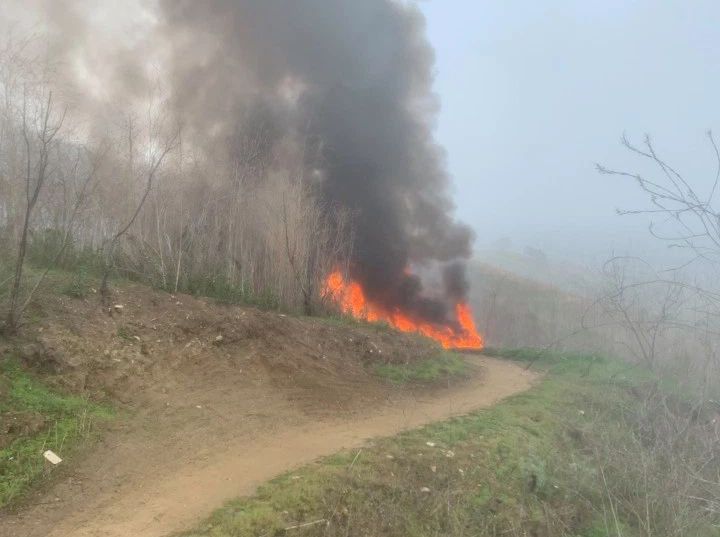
<box><xmin>1</xmin><ymin>356</ymin><xmax>537</xmax><ymax>537</ymax></box>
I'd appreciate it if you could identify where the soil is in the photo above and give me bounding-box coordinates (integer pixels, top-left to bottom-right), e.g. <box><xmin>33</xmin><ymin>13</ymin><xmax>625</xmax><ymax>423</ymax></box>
<box><xmin>0</xmin><ymin>283</ymin><xmax>539</xmax><ymax>537</ymax></box>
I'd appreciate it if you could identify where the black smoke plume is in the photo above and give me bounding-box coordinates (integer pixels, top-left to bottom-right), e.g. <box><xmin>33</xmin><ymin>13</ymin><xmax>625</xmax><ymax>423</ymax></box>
<box><xmin>156</xmin><ymin>0</ymin><xmax>474</xmax><ymax>325</ymax></box>
<box><xmin>15</xmin><ymin>0</ymin><xmax>475</xmax><ymax>326</ymax></box>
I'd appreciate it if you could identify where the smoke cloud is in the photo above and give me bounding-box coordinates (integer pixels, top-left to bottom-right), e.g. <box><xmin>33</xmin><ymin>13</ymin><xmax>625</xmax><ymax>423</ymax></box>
<box><xmin>157</xmin><ymin>0</ymin><xmax>474</xmax><ymax>324</ymax></box>
<box><xmin>10</xmin><ymin>0</ymin><xmax>475</xmax><ymax>326</ymax></box>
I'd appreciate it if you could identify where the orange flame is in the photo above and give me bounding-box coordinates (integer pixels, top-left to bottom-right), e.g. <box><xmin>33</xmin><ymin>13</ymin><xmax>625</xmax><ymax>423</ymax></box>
<box><xmin>323</xmin><ymin>270</ymin><xmax>484</xmax><ymax>350</ymax></box>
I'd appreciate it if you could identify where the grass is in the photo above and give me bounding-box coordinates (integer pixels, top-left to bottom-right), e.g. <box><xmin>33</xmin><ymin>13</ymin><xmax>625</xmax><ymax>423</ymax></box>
<box><xmin>178</xmin><ymin>349</ymin><xmax>719</xmax><ymax>537</ymax></box>
<box><xmin>374</xmin><ymin>353</ymin><xmax>469</xmax><ymax>384</ymax></box>
<box><xmin>317</xmin><ymin>314</ymin><xmax>394</xmax><ymax>332</ymax></box>
<box><xmin>181</xmin><ymin>275</ymin><xmax>281</xmax><ymax>310</ymax></box>
<box><xmin>60</xmin><ymin>266</ymin><xmax>91</xmax><ymax>299</ymax></box>
<box><xmin>0</xmin><ymin>357</ymin><xmax>113</xmax><ymax>508</ymax></box>
<box><xmin>3</xmin><ymin>231</ymin><xmax>283</xmax><ymax>315</ymax></box>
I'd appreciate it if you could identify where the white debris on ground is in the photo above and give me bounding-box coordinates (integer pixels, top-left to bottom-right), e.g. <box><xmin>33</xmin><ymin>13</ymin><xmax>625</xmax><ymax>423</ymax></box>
<box><xmin>43</xmin><ymin>450</ymin><xmax>62</xmax><ymax>465</ymax></box>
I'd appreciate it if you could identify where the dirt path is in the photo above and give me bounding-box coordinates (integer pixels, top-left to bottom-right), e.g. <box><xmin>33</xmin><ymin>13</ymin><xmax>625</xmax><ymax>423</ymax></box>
<box><xmin>0</xmin><ymin>356</ymin><xmax>537</xmax><ymax>537</ymax></box>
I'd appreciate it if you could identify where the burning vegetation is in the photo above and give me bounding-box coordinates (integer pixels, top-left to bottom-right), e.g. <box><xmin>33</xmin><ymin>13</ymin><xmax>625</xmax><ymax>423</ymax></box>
<box><xmin>1</xmin><ymin>0</ymin><xmax>483</xmax><ymax>345</ymax></box>
<box><xmin>324</xmin><ymin>270</ymin><xmax>483</xmax><ymax>350</ymax></box>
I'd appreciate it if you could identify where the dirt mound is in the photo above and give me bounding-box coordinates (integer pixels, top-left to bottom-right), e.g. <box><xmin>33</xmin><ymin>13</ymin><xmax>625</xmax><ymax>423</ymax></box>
<box><xmin>16</xmin><ymin>283</ymin><xmax>441</xmax><ymax>412</ymax></box>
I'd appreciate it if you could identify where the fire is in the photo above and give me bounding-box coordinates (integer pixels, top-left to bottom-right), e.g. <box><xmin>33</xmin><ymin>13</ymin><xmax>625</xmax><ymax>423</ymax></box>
<box><xmin>323</xmin><ymin>270</ymin><xmax>484</xmax><ymax>350</ymax></box>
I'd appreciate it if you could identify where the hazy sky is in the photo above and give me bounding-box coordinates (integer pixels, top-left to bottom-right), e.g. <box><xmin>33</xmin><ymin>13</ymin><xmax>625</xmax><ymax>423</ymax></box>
<box><xmin>419</xmin><ymin>0</ymin><xmax>720</xmax><ymax>263</ymax></box>
<box><xmin>5</xmin><ymin>0</ymin><xmax>719</xmax><ymax>267</ymax></box>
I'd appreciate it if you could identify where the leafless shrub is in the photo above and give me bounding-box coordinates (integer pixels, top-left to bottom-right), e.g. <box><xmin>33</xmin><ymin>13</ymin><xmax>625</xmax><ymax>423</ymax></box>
<box><xmin>578</xmin><ymin>134</ymin><xmax>720</xmax><ymax>536</ymax></box>
<box><xmin>0</xmin><ymin>30</ymin><xmax>355</xmax><ymax>327</ymax></box>
<box><xmin>576</xmin><ymin>383</ymin><xmax>720</xmax><ymax>537</ymax></box>
<box><xmin>598</xmin><ymin>132</ymin><xmax>720</xmax><ymax>267</ymax></box>
<box><xmin>467</xmin><ymin>134</ymin><xmax>720</xmax><ymax>535</ymax></box>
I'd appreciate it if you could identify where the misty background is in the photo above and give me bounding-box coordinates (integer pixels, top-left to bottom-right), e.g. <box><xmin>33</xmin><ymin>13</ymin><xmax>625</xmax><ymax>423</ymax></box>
<box><xmin>419</xmin><ymin>0</ymin><xmax>720</xmax><ymax>271</ymax></box>
<box><xmin>6</xmin><ymin>0</ymin><xmax>720</xmax><ymax>278</ymax></box>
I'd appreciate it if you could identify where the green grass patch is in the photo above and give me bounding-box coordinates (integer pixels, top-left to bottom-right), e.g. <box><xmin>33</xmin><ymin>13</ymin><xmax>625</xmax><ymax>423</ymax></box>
<box><xmin>60</xmin><ymin>266</ymin><xmax>92</xmax><ymax>299</ymax></box>
<box><xmin>374</xmin><ymin>353</ymin><xmax>469</xmax><ymax>384</ymax></box>
<box><xmin>178</xmin><ymin>274</ymin><xmax>281</xmax><ymax>310</ymax></box>
<box><xmin>0</xmin><ymin>358</ymin><xmax>113</xmax><ymax>508</ymax></box>
<box><xmin>179</xmin><ymin>350</ymin><xmax>719</xmax><ymax>537</ymax></box>
<box><xmin>316</xmin><ymin>314</ymin><xmax>394</xmax><ymax>333</ymax></box>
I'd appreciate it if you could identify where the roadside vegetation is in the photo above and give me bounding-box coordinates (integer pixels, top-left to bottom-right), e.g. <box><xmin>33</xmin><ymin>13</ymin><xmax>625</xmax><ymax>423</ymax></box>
<box><xmin>0</xmin><ymin>357</ymin><xmax>112</xmax><ymax>508</ymax></box>
<box><xmin>179</xmin><ymin>349</ymin><xmax>720</xmax><ymax>537</ymax></box>
<box><xmin>374</xmin><ymin>353</ymin><xmax>468</xmax><ymax>384</ymax></box>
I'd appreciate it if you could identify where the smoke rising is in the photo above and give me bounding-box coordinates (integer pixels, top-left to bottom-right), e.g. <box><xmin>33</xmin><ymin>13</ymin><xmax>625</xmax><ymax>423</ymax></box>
<box><xmin>11</xmin><ymin>0</ymin><xmax>475</xmax><ymax>326</ymax></box>
<box><xmin>157</xmin><ymin>0</ymin><xmax>474</xmax><ymax>325</ymax></box>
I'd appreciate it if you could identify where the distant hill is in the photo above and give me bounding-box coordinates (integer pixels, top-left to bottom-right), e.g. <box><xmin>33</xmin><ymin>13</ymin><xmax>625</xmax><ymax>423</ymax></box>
<box><xmin>466</xmin><ymin>253</ymin><xmax>611</xmax><ymax>352</ymax></box>
<box><xmin>472</xmin><ymin>248</ymin><xmax>601</xmax><ymax>297</ymax></box>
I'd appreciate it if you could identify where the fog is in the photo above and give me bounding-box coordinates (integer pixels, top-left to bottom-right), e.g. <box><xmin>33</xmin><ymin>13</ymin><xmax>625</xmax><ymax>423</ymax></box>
<box><xmin>420</xmin><ymin>0</ymin><xmax>720</xmax><ymax>268</ymax></box>
<box><xmin>5</xmin><ymin>0</ymin><xmax>719</xmax><ymax>272</ymax></box>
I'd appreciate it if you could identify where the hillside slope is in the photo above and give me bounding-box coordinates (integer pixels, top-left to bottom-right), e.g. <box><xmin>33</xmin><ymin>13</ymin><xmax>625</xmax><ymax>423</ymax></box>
<box><xmin>0</xmin><ymin>282</ymin><xmax>537</xmax><ymax>537</ymax></box>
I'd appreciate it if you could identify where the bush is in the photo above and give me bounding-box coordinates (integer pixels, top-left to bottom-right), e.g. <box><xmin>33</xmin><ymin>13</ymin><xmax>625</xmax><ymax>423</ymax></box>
<box><xmin>61</xmin><ymin>266</ymin><xmax>90</xmax><ymax>299</ymax></box>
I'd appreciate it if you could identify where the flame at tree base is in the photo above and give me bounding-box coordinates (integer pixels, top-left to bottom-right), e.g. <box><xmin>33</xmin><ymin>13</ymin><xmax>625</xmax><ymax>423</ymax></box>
<box><xmin>323</xmin><ymin>271</ymin><xmax>484</xmax><ymax>350</ymax></box>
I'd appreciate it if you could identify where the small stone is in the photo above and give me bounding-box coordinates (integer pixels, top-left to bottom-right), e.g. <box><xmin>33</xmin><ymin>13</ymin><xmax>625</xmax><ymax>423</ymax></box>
<box><xmin>420</xmin><ymin>487</ymin><xmax>431</xmax><ymax>493</ymax></box>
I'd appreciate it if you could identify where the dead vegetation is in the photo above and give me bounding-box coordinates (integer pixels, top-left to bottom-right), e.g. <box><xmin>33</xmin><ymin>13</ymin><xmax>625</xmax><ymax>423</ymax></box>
<box><xmin>8</xmin><ymin>277</ymin><xmax>443</xmax><ymax>409</ymax></box>
<box><xmin>460</xmin><ymin>135</ymin><xmax>720</xmax><ymax>536</ymax></box>
<box><xmin>0</xmin><ymin>33</ymin><xmax>354</xmax><ymax>335</ymax></box>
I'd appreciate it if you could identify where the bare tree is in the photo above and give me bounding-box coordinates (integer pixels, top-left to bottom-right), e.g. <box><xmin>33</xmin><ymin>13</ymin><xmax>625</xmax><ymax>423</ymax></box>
<box><xmin>3</xmin><ymin>89</ymin><xmax>66</xmax><ymax>334</ymax></box>
<box><xmin>585</xmin><ymin>257</ymin><xmax>691</xmax><ymax>370</ymax></box>
<box><xmin>597</xmin><ymin>132</ymin><xmax>720</xmax><ymax>268</ymax></box>
<box><xmin>590</xmin><ymin>134</ymin><xmax>720</xmax><ymax>533</ymax></box>
<box><xmin>0</xmin><ymin>29</ymin><xmax>355</xmax><ymax>320</ymax></box>
<box><xmin>19</xmin><ymin>143</ymin><xmax>109</xmax><ymax>308</ymax></box>
<box><xmin>595</xmin><ymin>134</ymin><xmax>720</xmax><ymax>372</ymax></box>
<box><xmin>99</xmin><ymin>111</ymin><xmax>179</xmax><ymax>299</ymax></box>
